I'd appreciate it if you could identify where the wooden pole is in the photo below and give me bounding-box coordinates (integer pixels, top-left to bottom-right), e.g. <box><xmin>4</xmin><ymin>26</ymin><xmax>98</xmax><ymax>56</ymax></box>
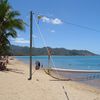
<box><xmin>48</xmin><ymin>48</ymin><xmax>52</xmax><ymax>74</ymax></box>
<box><xmin>28</xmin><ymin>11</ymin><xmax>33</xmax><ymax>80</ymax></box>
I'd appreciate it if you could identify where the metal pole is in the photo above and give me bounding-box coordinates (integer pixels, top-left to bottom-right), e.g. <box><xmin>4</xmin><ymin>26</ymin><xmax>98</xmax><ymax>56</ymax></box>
<box><xmin>28</xmin><ymin>11</ymin><xmax>33</xmax><ymax>80</ymax></box>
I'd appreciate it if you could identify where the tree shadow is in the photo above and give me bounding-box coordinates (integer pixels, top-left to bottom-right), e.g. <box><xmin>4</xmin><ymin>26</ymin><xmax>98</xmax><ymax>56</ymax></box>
<box><xmin>5</xmin><ymin>68</ymin><xmax>25</xmax><ymax>75</ymax></box>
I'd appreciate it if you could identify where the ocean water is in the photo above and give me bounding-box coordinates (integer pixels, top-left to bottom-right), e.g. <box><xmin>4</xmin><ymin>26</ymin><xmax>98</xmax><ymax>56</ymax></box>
<box><xmin>16</xmin><ymin>56</ymin><xmax>100</xmax><ymax>88</ymax></box>
<box><xmin>16</xmin><ymin>56</ymin><xmax>100</xmax><ymax>70</ymax></box>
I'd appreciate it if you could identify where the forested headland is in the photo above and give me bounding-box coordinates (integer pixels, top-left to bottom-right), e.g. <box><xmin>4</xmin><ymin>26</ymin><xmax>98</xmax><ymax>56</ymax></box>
<box><xmin>11</xmin><ymin>45</ymin><xmax>97</xmax><ymax>56</ymax></box>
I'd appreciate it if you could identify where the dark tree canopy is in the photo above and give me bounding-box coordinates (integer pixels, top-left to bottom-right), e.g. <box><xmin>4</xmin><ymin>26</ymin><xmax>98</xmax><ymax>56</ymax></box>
<box><xmin>0</xmin><ymin>0</ymin><xmax>25</xmax><ymax>55</ymax></box>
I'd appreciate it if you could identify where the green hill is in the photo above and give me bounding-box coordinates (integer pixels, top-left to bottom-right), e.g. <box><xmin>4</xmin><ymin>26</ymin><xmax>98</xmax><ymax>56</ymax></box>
<box><xmin>11</xmin><ymin>45</ymin><xmax>97</xmax><ymax>56</ymax></box>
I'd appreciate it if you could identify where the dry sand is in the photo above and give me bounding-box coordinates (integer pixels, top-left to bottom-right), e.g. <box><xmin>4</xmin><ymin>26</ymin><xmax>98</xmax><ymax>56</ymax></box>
<box><xmin>0</xmin><ymin>59</ymin><xmax>100</xmax><ymax>100</ymax></box>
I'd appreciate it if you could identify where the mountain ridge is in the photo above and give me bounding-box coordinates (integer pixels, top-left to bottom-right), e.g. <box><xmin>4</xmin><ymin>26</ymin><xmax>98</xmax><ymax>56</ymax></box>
<box><xmin>11</xmin><ymin>45</ymin><xmax>98</xmax><ymax>56</ymax></box>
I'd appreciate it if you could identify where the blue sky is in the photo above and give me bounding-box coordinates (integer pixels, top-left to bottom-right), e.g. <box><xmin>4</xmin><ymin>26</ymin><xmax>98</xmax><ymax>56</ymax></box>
<box><xmin>9</xmin><ymin>0</ymin><xmax>100</xmax><ymax>54</ymax></box>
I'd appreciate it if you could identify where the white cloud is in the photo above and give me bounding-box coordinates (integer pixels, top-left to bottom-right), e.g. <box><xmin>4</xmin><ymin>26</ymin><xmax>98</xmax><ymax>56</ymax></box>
<box><xmin>51</xmin><ymin>30</ymin><xmax>55</xmax><ymax>33</ymax></box>
<box><xmin>42</xmin><ymin>16</ymin><xmax>50</xmax><ymax>23</ymax></box>
<box><xmin>13</xmin><ymin>38</ymin><xmax>30</xmax><ymax>44</ymax></box>
<box><xmin>51</xmin><ymin>18</ymin><xmax>63</xmax><ymax>25</ymax></box>
<box><xmin>41</xmin><ymin>16</ymin><xmax>63</xmax><ymax>25</ymax></box>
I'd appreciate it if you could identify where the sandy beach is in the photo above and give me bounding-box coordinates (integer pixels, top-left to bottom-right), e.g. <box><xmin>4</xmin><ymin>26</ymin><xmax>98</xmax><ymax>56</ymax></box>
<box><xmin>0</xmin><ymin>59</ymin><xmax>100</xmax><ymax>100</ymax></box>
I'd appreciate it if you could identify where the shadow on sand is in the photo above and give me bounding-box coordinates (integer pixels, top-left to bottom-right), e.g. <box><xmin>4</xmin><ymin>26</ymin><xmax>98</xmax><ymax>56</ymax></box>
<box><xmin>1</xmin><ymin>68</ymin><xmax>25</xmax><ymax>75</ymax></box>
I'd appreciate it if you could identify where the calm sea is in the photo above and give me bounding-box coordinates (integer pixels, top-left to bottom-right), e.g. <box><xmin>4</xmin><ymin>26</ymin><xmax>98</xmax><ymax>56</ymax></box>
<box><xmin>16</xmin><ymin>56</ymin><xmax>100</xmax><ymax>70</ymax></box>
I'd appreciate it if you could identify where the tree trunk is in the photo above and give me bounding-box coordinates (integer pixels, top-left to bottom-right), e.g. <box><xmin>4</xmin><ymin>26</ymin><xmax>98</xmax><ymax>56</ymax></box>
<box><xmin>0</xmin><ymin>56</ymin><xmax>7</xmax><ymax>71</ymax></box>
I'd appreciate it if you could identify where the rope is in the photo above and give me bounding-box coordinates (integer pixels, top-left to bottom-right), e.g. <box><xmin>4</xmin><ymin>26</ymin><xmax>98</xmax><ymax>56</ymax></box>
<box><xmin>33</xmin><ymin>15</ymin><xmax>68</xmax><ymax>79</ymax></box>
<box><xmin>33</xmin><ymin>15</ymin><xmax>100</xmax><ymax>81</ymax></box>
<box><xmin>34</xmin><ymin>16</ymin><xmax>71</xmax><ymax>100</ymax></box>
<box><xmin>33</xmin><ymin>15</ymin><xmax>50</xmax><ymax>54</ymax></box>
<box><xmin>34</xmin><ymin>12</ymin><xmax>100</xmax><ymax>33</ymax></box>
<box><xmin>33</xmin><ymin>14</ymin><xmax>100</xmax><ymax>100</ymax></box>
<box><xmin>44</xmin><ymin>69</ymin><xmax>71</xmax><ymax>81</ymax></box>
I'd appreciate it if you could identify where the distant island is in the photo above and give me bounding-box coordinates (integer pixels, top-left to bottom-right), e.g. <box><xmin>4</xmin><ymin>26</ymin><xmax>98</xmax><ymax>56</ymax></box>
<box><xmin>10</xmin><ymin>45</ymin><xmax>98</xmax><ymax>56</ymax></box>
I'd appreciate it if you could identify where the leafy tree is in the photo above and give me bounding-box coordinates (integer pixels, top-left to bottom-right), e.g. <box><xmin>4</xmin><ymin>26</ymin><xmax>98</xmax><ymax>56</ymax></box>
<box><xmin>0</xmin><ymin>0</ymin><xmax>25</xmax><ymax>70</ymax></box>
<box><xmin>0</xmin><ymin>0</ymin><xmax>25</xmax><ymax>56</ymax></box>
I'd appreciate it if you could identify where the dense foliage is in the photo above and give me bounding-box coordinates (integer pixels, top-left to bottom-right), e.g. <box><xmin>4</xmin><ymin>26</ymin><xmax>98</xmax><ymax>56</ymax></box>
<box><xmin>0</xmin><ymin>0</ymin><xmax>25</xmax><ymax>55</ymax></box>
<box><xmin>11</xmin><ymin>45</ymin><xmax>97</xmax><ymax>56</ymax></box>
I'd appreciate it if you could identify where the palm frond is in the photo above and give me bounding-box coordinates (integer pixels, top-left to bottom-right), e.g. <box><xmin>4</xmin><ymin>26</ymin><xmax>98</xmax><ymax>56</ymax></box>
<box><xmin>0</xmin><ymin>0</ymin><xmax>25</xmax><ymax>55</ymax></box>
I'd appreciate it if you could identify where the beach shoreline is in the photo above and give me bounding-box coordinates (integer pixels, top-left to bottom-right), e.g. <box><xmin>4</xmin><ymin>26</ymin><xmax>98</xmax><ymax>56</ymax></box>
<box><xmin>0</xmin><ymin>58</ymin><xmax>100</xmax><ymax>100</ymax></box>
<box><xmin>16</xmin><ymin>57</ymin><xmax>100</xmax><ymax>89</ymax></box>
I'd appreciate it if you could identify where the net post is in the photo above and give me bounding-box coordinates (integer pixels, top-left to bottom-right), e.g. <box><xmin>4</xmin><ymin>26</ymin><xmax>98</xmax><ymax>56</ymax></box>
<box><xmin>28</xmin><ymin>11</ymin><xmax>33</xmax><ymax>80</ymax></box>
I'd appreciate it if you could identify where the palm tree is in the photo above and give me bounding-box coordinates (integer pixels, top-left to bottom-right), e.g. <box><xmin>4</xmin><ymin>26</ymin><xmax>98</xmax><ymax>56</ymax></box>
<box><xmin>0</xmin><ymin>0</ymin><xmax>25</xmax><ymax>70</ymax></box>
<box><xmin>0</xmin><ymin>0</ymin><xmax>25</xmax><ymax>55</ymax></box>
